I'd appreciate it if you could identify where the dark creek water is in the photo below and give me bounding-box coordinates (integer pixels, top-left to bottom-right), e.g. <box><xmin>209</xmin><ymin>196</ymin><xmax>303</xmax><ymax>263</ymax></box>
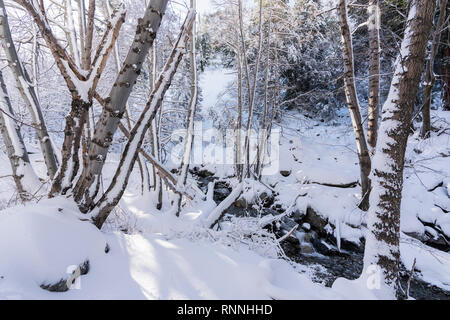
<box><xmin>280</xmin><ymin>237</ymin><xmax>450</xmax><ymax>300</ymax></box>
<box><xmin>196</xmin><ymin>172</ymin><xmax>450</xmax><ymax>300</ymax></box>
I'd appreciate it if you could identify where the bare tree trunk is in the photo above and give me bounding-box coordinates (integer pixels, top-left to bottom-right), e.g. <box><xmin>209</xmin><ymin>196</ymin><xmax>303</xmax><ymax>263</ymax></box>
<box><xmin>257</xmin><ymin>67</ymin><xmax>269</xmax><ymax>180</ymax></box>
<box><xmin>0</xmin><ymin>0</ymin><xmax>58</xmax><ymax>179</ymax></box>
<box><xmin>443</xmin><ymin>12</ymin><xmax>450</xmax><ymax>111</ymax></box>
<box><xmin>367</xmin><ymin>0</ymin><xmax>380</xmax><ymax>151</ymax></box>
<box><xmin>65</xmin><ymin>0</ymin><xmax>81</xmax><ymax>67</ymax></box>
<box><xmin>31</xmin><ymin>24</ymin><xmax>39</xmax><ymax>90</ymax></box>
<box><xmin>82</xmin><ymin>0</ymin><xmax>95</xmax><ymax>70</ymax></box>
<box><xmin>145</xmin><ymin>0</ymin><xmax>161</xmax><ymax>199</ymax></box>
<box><xmin>80</xmin><ymin>0</ymin><xmax>95</xmax><ymax>165</ymax></box>
<box><xmin>0</xmin><ymin>71</ymin><xmax>40</xmax><ymax>200</ymax></box>
<box><xmin>91</xmin><ymin>11</ymin><xmax>195</xmax><ymax>228</ymax></box>
<box><xmin>363</xmin><ymin>0</ymin><xmax>435</xmax><ymax>299</ymax></box>
<box><xmin>237</xmin><ymin>0</ymin><xmax>251</xmax><ymax>182</ymax></box>
<box><xmin>257</xmin><ymin>17</ymin><xmax>272</xmax><ymax>180</ymax></box>
<box><xmin>236</xmin><ymin>50</ymin><xmax>243</xmax><ymax>181</ymax></box>
<box><xmin>175</xmin><ymin>0</ymin><xmax>198</xmax><ymax>217</ymax></box>
<box><xmin>337</xmin><ymin>0</ymin><xmax>372</xmax><ymax>210</ymax></box>
<box><xmin>421</xmin><ymin>0</ymin><xmax>448</xmax><ymax>138</ymax></box>
<box><xmin>103</xmin><ymin>0</ymin><xmax>150</xmax><ymax>196</ymax></box>
<box><xmin>149</xmin><ymin>43</ymin><xmax>163</xmax><ymax>208</ymax></box>
<box><xmin>76</xmin><ymin>0</ymin><xmax>86</xmax><ymax>59</ymax></box>
<box><xmin>73</xmin><ymin>0</ymin><xmax>169</xmax><ymax>210</ymax></box>
<box><xmin>151</xmin><ymin>119</ymin><xmax>163</xmax><ymax>208</ymax></box>
<box><xmin>55</xmin><ymin>98</ymin><xmax>93</xmax><ymax>195</ymax></box>
<box><xmin>145</xmin><ymin>2</ymin><xmax>157</xmax><ymax>194</ymax></box>
<box><xmin>241</xmin><ymin>0</ymin><xmax>264</xmax><ymax>180</ymax></box>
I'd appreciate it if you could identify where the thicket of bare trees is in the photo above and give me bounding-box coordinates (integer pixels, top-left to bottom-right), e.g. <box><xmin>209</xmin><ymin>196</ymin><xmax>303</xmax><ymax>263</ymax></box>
<box><xmin>0</xmin><ymin>0</ymin><xmax>448</xmax><ymax>299</ymax></box>
<box><xmin>0</xmin><ymin>0</ymin><xmax>202</xmax><ymax>228</ymax></box>
<box><xmin>420</xmin><ymin>0</ymin><xmax>448</xmax><ymax>138</ymax></box>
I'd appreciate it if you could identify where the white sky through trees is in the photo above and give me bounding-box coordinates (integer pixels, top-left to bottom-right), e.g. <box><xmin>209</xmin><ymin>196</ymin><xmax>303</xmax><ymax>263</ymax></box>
<box><xmin>197</xmin><ymin>0</ymin><xmax>214</xmax><ymax>14</ymax></box>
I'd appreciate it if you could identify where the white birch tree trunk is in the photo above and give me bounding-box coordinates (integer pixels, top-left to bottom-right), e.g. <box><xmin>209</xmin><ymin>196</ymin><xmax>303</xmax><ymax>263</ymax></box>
<box><xmin>0</xmin><ymin>71</ymin><xmax>40</xmax><ymax>200</ymax></box>
<box><xmin>0</xmin><ymin>0</ymin><xmax>59</xmax><ymax>179</ymax></box>
<box><xmin>149</xmin><ymin>43</ymin><xmax>163</xmax><ymax>208</ymax></box>
<box><xmin>175</xmin><ymin>0</ymin><xmax>198</xmax><ymax>217</ymax></box>
<box><xmin>65</xmin><ymin>0</ymin><xmax>81</xmax><ymax>68</ymax></box>
<box><xmin>236</xmin><ymin>50</ymin><xmax>243</xmax><ymax>180</ymax></box>
<box><xmin>104</xmin><ymin>0</ymin><xmax>150</xmax><ymax>196</ymax></box>
<box><xmin>73</xmin><ymin>0</ymin><xmax>169</xmax><ymax>210</ymax></box>
<box><xmin>337</xmin><ymin>0</ymin><xmax>372</xmax><ymax>210</ymax></box>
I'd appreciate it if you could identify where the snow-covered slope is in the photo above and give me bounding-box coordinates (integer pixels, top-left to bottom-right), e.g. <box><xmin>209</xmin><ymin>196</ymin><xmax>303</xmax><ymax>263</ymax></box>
<box><xmin>0</xmin><ymin>86</ymin><xmax>449</xmax><ymax>298</ymax></box>
<box><xmin>0</xmin><ymin>196</ymin><xmax>340</xmax><ymax>300</ymax></box>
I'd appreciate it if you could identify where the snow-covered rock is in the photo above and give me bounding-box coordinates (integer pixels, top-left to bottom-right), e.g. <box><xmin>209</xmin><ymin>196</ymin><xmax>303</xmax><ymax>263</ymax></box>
<box><xmin>0</xmin><ymin>198</ymin><xmax>107</xmax><ymax>297</ymax></box>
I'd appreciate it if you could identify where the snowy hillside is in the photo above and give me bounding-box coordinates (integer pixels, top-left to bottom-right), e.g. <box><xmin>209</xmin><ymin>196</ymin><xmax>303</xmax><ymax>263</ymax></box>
<box><xmin>1</xmin><ymin>106</ymin><xmax>449</xmax><ymax>300</ymax></box>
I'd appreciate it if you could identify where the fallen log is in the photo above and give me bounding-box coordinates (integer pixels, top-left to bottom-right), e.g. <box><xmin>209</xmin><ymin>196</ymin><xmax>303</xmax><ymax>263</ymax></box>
<box><xmin>278</xmin><ymin>224</ymin><xmax>299</xmax><ymax>243</ymax></box>
<box><xmin>309</xmin><ymin>180</ymin><xmax>358</xmax><ymax>188</ymax></box>
<box><xmin>206</xmin><ymin>183</ymin><xmax>244</xmax><ymax>229</ymax></box>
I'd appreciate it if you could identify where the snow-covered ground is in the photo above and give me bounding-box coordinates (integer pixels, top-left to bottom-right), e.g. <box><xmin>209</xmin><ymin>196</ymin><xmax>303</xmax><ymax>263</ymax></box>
<box><xmin>283</xmin><ymin>112</ymin><xmax>450</xmax><ymax>292</ymax></box>
<box><xmin>0</xmin><ymin>196</ymin><xmax>341</xmax><ymax>299</ymax></box>
<box><xmin>267</xmin><ymin>110</ymin><xmax>450</xmax><ymax>292</ymax></box>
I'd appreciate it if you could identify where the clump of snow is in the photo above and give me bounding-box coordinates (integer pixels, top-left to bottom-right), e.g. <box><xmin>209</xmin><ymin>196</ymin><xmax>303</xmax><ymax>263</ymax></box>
<box><xmin>401</xmin><ymin>235</ymin><xmax>450</xmax><ymax>291</ymax></box>
<box><xmin>332</xmin><ymin>272</ymin><xmax>396</xmax><ymax>300</ymax></box>
<box><xmin>0</xmin><ymin>197</ymin><xmax>107</xmax><ymax>298</ymax></box>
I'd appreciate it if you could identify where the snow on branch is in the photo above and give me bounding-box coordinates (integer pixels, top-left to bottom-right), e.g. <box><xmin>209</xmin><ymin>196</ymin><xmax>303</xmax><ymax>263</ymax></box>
<box><xmin>86</xmin><ymin>3</ymin><xmax>126</xmax><ymax>99</ymax></box>
<box><xmin>13</xmin><ymin>0</ymin><xmax>86</xmax><ymax>90</ymax></box>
